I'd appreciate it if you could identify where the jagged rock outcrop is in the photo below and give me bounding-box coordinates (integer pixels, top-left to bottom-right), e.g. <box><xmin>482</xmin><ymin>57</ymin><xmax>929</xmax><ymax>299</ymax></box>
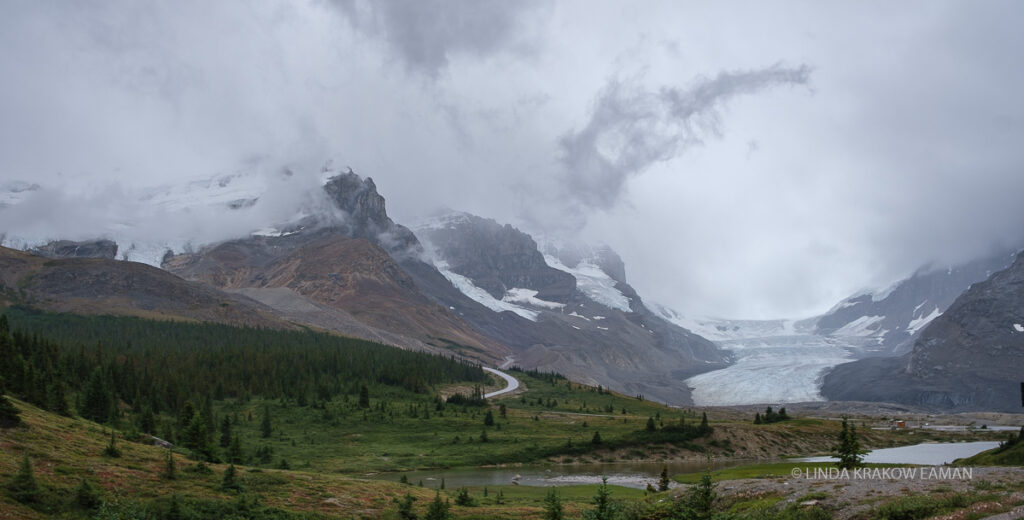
<box><xmin>31</xmin><ymin>239</ymin><xmax>118</xmax><ymax>260</ymax></box>
<box><xmin>822</xmin><ymin>251</ymin><xmax>1024</xmax><ymax>412</ymax></box>
<box><xmin>323</xmin><ymin>173</ymin><xmax>418</xmax><ymax>253</ymax></box>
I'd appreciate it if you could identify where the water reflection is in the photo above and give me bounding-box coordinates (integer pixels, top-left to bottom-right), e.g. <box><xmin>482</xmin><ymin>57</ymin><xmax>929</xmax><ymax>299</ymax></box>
<box><xmin>799</xmin><ymin>441</ymin><xmax>1000</xmax><ymax>465</ymax></box>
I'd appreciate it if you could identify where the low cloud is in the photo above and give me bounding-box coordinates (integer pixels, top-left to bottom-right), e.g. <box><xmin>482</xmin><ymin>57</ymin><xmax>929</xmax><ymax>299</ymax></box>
<box><xmin>332</xmin><ymin>0</ymin><xmax>545</xmax><ymax>79</ymax></box>
<box><xmin>558</xmin><ymin>63</ymin><xmax>812</xmax><ymax>210</ymax></box>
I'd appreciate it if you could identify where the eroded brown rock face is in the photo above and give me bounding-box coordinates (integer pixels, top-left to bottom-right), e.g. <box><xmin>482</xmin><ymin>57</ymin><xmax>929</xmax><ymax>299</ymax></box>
<box><xmin>164</xmin><ymin>231</ymin><xmax>509</xmax><ymax>362</ymax></box>
<box><xmin>0</xmin><ymin>246</ymin><xmax>291</xmax><ymax>329</ymax></box>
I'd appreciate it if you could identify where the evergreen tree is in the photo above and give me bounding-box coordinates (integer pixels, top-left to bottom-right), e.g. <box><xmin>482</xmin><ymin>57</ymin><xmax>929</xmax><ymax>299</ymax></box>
<box><xmin>167</xmin><ymin>494</ymin><xmax>183</xmax><ymax>520</ymax></box>
<box><xmin>358</xmin><ymin>385</ymin><xmax>370</xmax><ymax>409</ymax></box>
<box><xmin>46</xmin><ymin>377</ymin><xmax>70</xmax><ymax>416</ymax></box>
<box><xmin>261</xmin><ymin>405</ymin><xmax>272</xmax><ymax>438</ymax></box>
<box><xmin>754</xmin><ymin>412</ymin><xmax>762</xmax><ymax>424</ymax></box>
<box><xmin>162</xmin><ymin>449</ymin><xmax>176</xmax><ymax>480</ymax></box>
<box><xmin>483</xmin><ymin>409</ymin><xmax>494</xmax><ymax>426</ymax></box>
<box><xmin>424</xmin><ymin>491</ymin><xmax>452</xmax><ymax>520</ymax></box>
<box><xmin>140</xmin><ymin>407</ymin><xmax>156</xmax><ymax>435</ymax></box>
<box><xmin>219</xmin><ymin>415</ymin><xmax>232</xmax><ymax>448</ymax></box>
<box><xmin>9</xmin><ymin>454</ymin><xmax>39</xmax><ymax>503</ymax></box>
<box><xmin>499</xmin><ymin>404</ymin><xmax>506</xmax><ymax>418</ymax></box>
<box><xmin>228</xmin><ymin>435</ymin><xmax>243</xmax><ymax>464</ymax></box>
<box><xmin>200</xmin><ymin>395</ymin><xmax>215</xmax><ymax>446</ymax></box>
<box><xmin>454</xmin><ymin>487</ymin><xmax>475</xmax><ymax>506</ymax></box>
<box><xmin>699</xmin><ymin>412</ymin><xmax>710</xmax><ymax>433</ymax></box>
<box><xmin>0</xmin><ymin>378</ymin><xmax>23</xmax><ymax>428</ymax></box>
<box><xmin>646</xmin><ymin>417</ymin><xmax>657</xmax><ymax>432</ymax></box>
<box><xmin>779</xmin><ymin>407</ymin><xmax>789</xmax><ymax>420</ymax></box>
<box><xmin>395</xmin><ymin>493</ymin><xmax>418</xmax><ymax>520</ymax></box>
<box><xmin>832</xmin><ymin>416</ymin><xmax>866</xmax><ymax>469</ymax></box>
<box><xmin>81</xmin><ymin>367</ymin><xmax>111</xmax><ymax>423</ymax></box>
<box><xmin>221</xmin><ymin>464</ymin><xmax>241</xmax><ymax>492</ymax></box>
<box><xmin>658</xmin><ymin>466</ymin><xmax>670</xmax><ymax>492</ymax></box>
<box><xmin>591</xmin><ymin>431</ymin><xmax>602</xmax><ymax>445</ymax></box>
<box><xmin>75</xmin><ymin>478</ymin><xmax>102</xmax><ymax>509</ymax></box>
<box><xmin>177</xmin><ymin>401</ymin><xmax>196</xmax><ymax>431</ymax></box>
<box><xmin>183</xmin><ymin>412</ymin><xmax>204</xmax><ymax>449</ymax></box>
<box><xmin>583</xmin><ymin>477</ymin><xmax>616</xmax><ymax>520</ymax></box>
<box><xmin>686</xmin><ymin>472</ymin><xmax>716</xmax><ymax>520</ymax></box>
<box><xmin>102</xmin><ymin>431</ymin><xmax>121</xmax><ymax>457</ymax></box>
<box><xmin>543</xmin><ymin>488</ymin><xmax>564</xmax><ymax>520</ymax></box>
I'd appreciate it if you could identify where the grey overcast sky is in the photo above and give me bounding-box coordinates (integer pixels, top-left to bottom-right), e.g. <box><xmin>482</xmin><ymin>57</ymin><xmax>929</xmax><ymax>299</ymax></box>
<box><xmin>2</xmin><ymin>0</ymin><xmax>1024</xmax><ymax>319</ymax></box>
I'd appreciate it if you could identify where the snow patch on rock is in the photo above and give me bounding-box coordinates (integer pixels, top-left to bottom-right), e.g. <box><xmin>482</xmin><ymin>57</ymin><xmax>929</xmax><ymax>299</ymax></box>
<box><xmin>502</xmin><ymin>288</ymin><xmax>565</xmax><ymax>310</ymax></box>
<box><xmin>906</xmin><ymin>307</ymin><xmax>942</xmax><ymax>335</ymax></box>
<box><xmin>832</xmin><ymin>315</ymin><xmax>884</xmax><ymax>337</ymax></box>
<box><xmin>544</xmin><ymin>254</ymin><xmax>631</xmax><ymax>312</ymax></box>
<box><xmin>434</xmin><ymin>263</ymin><xmax>539</xmax><ymax>321</ymax></box>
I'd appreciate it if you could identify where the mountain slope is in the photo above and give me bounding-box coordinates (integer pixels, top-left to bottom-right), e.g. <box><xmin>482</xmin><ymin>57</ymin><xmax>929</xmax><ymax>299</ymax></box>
<box><xmin>413</xmin><ymin>210</ymin><xmax>729</xmax><ymax>404</ymax></box>
<box><xmin>164</xmin><ymin>230</ymin><xmax>509</xmax><ymax>361</ymax></box>
<box><xmin>822</xmin><ymin>251</ymin><xmax>1024</xmax><ymax>412</ymax></box>
<box><xmin>0</xmin><ymin>246</ymin><xmax>291</xmax><ymax>329</ymax></box>
<box><xmin>815</xmin><ymin>250</ymin><xmax>1016</xmax><ymax>353</ymax></box>
<box><xmin>162</xmin><ymin>173</ymin><xmax>513</xmax><ymax>363</ymax></box>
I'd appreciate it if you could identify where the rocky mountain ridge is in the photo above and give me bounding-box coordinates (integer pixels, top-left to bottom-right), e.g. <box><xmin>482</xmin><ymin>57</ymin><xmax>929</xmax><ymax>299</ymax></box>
<box><xmin>822</xmin><ymin>250</ymin><xmax>1024</xmax><ymax>412</ymax></box>
<box><xmin>814</xmin><ymin>249</ymin><xmax>1016</xmax><ymax>353</ymax></box>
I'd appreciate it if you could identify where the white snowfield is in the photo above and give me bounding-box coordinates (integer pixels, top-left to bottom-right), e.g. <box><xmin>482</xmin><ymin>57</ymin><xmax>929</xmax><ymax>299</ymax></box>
<box><xmin>832</xmin><ymin>315</ymin><xmax>884</xmax><ymax>337</ymax></box>
<box><xmin>502</xmin><ymin>288</ymin><xmax>565</xmax><ymax>310</ymax></box>
<box><xmin>543</xmin><ymin>254</ymin><xmax>631</xmax><ymax>312</ymax></box>
<box><xmin>482</xmin><ymin>367</ymin><xmax>519</xmax><ymax>398</ymax></box>
<box><xmin>435</xmin><ymin>265</ymin><xmax>541</xmax><ymax>321</ymax></box>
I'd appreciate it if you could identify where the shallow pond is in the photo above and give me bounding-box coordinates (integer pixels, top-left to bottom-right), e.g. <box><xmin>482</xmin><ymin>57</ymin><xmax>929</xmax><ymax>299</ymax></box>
<box><xmin>368</xmin><ymin>460</ymin><xmax>743</xmax><ymax>489</ymax></box>
<box><xmin>368</xmin><ymin>441</ymin><xmax>1002</xmax><ymax>489</ymax></box>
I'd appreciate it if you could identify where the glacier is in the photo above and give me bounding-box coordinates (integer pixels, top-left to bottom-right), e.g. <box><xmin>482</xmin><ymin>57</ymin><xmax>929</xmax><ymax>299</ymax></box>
<box><xmin>654</xmin><ymin>303</ymin><xmax>877</xmax><ymax>406</ymax></box>
<box><xmin>684</xmin><ymin>334</ymin><xmax>857</xmax><ymax>405</ymax></box>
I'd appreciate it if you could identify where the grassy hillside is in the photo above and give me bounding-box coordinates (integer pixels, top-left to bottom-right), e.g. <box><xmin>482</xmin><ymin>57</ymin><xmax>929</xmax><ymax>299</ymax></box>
<box><xmin>1</xmin><ymin>398</ymin><xmax>662</xmax><ymax>519</ymax></box>
<box><xmin>958</xmin><ymin>429</ymin><xmax>1024</xmax><ymax>466</ymax></box>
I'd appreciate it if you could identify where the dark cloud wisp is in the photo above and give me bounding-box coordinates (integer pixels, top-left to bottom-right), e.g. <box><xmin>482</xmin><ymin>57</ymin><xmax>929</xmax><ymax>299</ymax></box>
<box><xmin>558</xmin><ymin>63</ymin><xmax>813</xmax><ymax>210</ymax></box>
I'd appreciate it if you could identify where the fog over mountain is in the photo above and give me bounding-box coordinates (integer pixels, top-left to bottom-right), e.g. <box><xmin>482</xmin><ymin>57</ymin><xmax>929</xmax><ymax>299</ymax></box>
<box><xmin>3</xmin><ymin>1</ymin><xmax>1024</xmax><ymax>319</ymax></box>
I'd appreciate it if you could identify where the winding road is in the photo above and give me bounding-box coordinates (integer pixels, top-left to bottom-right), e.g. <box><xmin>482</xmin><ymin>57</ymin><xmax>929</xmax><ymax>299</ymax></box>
<box><xmin>482</xmin><ymin>360</ymin><xmax>520</xmax><ymax>398</ymax></box>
